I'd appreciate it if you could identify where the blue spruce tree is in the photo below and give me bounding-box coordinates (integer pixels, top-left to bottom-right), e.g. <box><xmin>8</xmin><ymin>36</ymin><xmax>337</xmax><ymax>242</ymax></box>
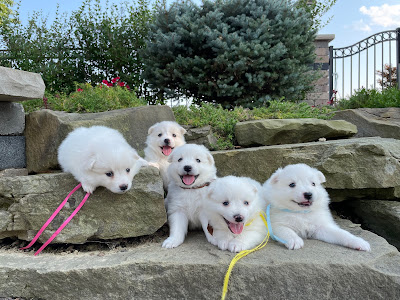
<box><xmin>143</xmin><ymin>0</ymin><xmax>317</xmax><ymax>107</ymax></box>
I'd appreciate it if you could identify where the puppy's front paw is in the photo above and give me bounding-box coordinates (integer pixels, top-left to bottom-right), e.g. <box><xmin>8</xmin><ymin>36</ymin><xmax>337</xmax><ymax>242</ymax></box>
<box><xmin>206</xmin><ymin>234</ymin><xmax>218</xmax><ymax>246</ymax></box>
<box><xmin>81</xmin><ymin>183</ymin><xmax>96</xmax><ymax>194</ymax></box>
<box><xmin>286</xmin><ymin>236</ymin><xmax>304</xmax><ymax>250</ymax></box>
<box><xmin>148</xmin><ymin>162</ymin><xmax>160</xmax><ymax>169</ymax></box>
<box><xmin>228</xmin><ymin>240</ymin><xmax>246</xmax><ymax>253</ymax></box>
<box><xmin>217</xmin><ymin>239</ymin><xmax>231</xmax><ymax>251</ymax></box>
<box><xmin>162</xmin><ymin>237</ymin><xmax>183</xmax><ymax>249</ymax></box>
<box><xmin>347</xmin><ymin>237</ymin><xmax>371</xmax><ymax>252</ymax></box>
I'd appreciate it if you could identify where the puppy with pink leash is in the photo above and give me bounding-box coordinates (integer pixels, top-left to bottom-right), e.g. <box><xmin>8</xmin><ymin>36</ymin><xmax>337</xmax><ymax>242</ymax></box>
<box><xmin>20</xmin><ymin>126</ymin><xmax>147</xmax><ymax>255</ymax></box>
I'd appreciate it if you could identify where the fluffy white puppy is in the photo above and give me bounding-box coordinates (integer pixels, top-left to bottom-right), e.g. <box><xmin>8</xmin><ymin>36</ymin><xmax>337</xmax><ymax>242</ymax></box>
<box><xmin>162</xmin><ymin>144</ymin><xmax>217</xmax><ymax>248</ymax></box>
<box><xmin>58</xmin><ymin>126</ymin><xmax>146</xmax><ymax>194</ymax></box>
<box><xmin>144</xmin><ymin>121</ymin><xmax>186</xmax><ymax>190</ymax></box>
<box><xmin>205</xmin><ymin>176</ymin><xmax>268</xmax><ymax>253</ymax></box>
<box><xmin>262</xmin><ymin>163</ymin><xmax>371</xmax><ymax>251</ymax></box>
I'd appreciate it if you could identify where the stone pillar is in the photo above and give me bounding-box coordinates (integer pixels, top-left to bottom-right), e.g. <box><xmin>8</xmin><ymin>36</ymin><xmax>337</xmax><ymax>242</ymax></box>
<box><xmin>304</xmin><ymin>34</ymin><xmax>335</xmax><ymax>107</ymax></box>
<box><xmin>0</xmin><ymin>66</ymin><xmax>45</xmax><ymax>175</ymax></box>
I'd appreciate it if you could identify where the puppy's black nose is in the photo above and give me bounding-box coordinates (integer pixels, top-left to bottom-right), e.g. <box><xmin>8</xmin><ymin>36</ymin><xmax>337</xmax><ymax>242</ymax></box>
<box><xmin>164</xmin><ymin>138</ymin><xmax>170</xmax><ymax>145</ymax></box>
<box><xmin>234</xmin><ymin>214</ymin><xmax>243</xmax><ymax>222</ymax></box>
<box><xmin>304</xmin><ymin>192</ymin><xmax>312</xmax><ymax>200</ymax></box>
<box><xmin>119</xmin><ymin>184</ymin><xmax>128</xmax><ymax>191</ymax></box>
<box><xmin>184</xmin><ymin>165</ymin><xmax>192</xmax><ymax>173</ymax></box>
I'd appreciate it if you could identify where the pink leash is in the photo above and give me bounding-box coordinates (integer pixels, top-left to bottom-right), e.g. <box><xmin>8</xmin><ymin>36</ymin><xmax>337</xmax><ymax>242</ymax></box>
<box><xmin>20</xmin><ymin>183</ymin><xmax>90</xmax><ymax>256</ymax></box>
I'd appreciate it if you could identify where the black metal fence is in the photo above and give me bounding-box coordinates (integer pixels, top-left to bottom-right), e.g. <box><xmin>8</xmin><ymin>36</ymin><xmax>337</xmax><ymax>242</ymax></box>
<box><xmin>329</xmin><ymin>27</ymin><xmax>400</xmax><ymax>101</ymax></box>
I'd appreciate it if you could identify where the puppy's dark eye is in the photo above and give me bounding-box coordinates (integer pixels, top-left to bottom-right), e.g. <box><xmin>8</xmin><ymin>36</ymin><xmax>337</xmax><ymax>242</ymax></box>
<box><xmin>158</xmin><ymin>133</ymin><xmax>162</xmax><ymax>137</ymax></box>
<box><xmin>289</xmin><ymin>182</ymin><xmax>296</xmax><ymax>188</ymax></box>
<box><xmin>172</xmin><ymin>134</ymin><xmax>177</xmax><ymax>137</ymax></box>
<box><xmin>178</xmin><ymin>158</ymin><xmax>183</xmax><ymax>162</ymax></box>
<box><xmin>223</xmin><ymin>201</ymin><xmax>229</xmax><ymax>206</ymax></box>
<box><xmin>244</xmin><ymin>201</ymin><xmax>249</xmax><ymax>205</ymax></box>
<box><xmin>106</xmin><ymin>171</ymin><xmax>114</xmax><ymax>177</ymax></box>
<box><xmin>196</xmin><ymin>159</ymin><xmax>201</xmax><ymax>163</ymax></box>
<box><xmin>126</xmin><ymin>168</ymin><xmax>130</xmax><ymax>173</ymax></box>
<box><xmin>312</xmin><ymin>182</ymin><xmax>315</xmax><ymax>186</ymax></box>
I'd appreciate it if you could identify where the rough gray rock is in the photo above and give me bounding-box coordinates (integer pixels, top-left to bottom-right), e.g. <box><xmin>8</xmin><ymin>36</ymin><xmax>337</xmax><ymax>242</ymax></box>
<box><xmin>0</xmin><ymin>66</ymin><xmax>45</xmax><ymax>102</ymax></box>
<box><xmin>333</xmin><ymin>108</ymin><xmax>400</xmax><ymax>139</ymax></box>
<box><xmin>235</xmin><ymin>118</ymin><xmax>357</xmax><ymax>147</ymax></box>
<box><xmin>184</xmin><ymin>125</ymin><xmax>218</xmax><ymax>149</ymax></box>
<box><xmin>343</xmin><ymin>200</ymin><xmax>400</xmax><ymax>249</ymax></box>
<box><xmin>0</xmin><ymin>168</ymin><xmax>28</xmax><ymax>177</ymax></box>
<box><xmin>0</xmin><ymin>102</ymin><xmax>25</xmax><ymax>135</ymax></box>
<box><xmin>213</xmin><ymin>137</ymin><xmax>400</xmax><ymax>200</ymax></box>
<box><xmin>0</xmin><ymin>167</ymin><xmax>166</xmax><ymax>243</ymax></box>
<box><xmin>0</xmin><ymin>219</ymin><xmax>399</xmax><ymax>300</ymax></box>
<box><xmin>25</xmin><ymin>106</ymin><xmax>175</xmax><ymax>173</ymax></box>
<box><xmin>0</xmin><ymin>136</ymin><xmax>26</xmax><ymax>170</ymax></box>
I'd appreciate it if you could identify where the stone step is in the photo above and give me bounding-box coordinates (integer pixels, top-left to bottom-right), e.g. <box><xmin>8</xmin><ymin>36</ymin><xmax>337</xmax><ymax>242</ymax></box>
<box><xmin>0</xmin><ymin>218</ymin><xmax>399</xmax><ymax>299</ymax></box>
<box><xmin>0</xmin><ymin>66</ymin><xmax>45</xmax><ymax>102</ymax></box>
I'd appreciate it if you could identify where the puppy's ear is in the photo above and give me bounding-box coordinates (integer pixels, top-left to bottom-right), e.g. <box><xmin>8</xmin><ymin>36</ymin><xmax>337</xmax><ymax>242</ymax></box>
<box><xmin>207</xmin><ymin>152</ymin><xmax>215</xmax><ymax>165</ymax></box>
<box><xmin>269</xmin><ymin>168</ymin><xmax>282</xmax><ymax>185</ymax></box>
<box><xmin>85</xmin><ymin>155</ymin><xmax>97</xmax><ymax>170</ymax></box>
<box><xmin>316</xmin><ymin>170</ymin><xmax>326</xmax><ymax>184</ymax></box>
<box><xmin>179</xmin><ymin>125</ymin><xmax>187</xmax><ymax>135</ymax></box>
<box><xmin>148</xmin><ymin>123</ymin><xmax>157</xmax><ymax>135</ymax></box>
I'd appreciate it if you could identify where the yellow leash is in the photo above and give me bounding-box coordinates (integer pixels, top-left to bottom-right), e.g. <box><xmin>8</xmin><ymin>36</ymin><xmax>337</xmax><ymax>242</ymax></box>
<box><xmin>221</xmin><ymin>211</ymin><xmax>270</xmax><ymax>300</ymax></box>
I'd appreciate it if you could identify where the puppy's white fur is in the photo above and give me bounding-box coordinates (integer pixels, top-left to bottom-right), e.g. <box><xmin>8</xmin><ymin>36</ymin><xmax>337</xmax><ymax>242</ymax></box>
<box><xmin>205</xmin><ymin>176</ymin><xmax>268</xmax><ymax>253</ymax></box>
<box><xmin>262</xmin><ymin>164</ymin><xmax>371</xmax><ymax>251</ymax></box>
<box><xmin>162</xmin><ymin>144</ymin><xmax>217</xmax><ymax>248</ymax></box>
<box><xmin>58</xmin><ymin>126</ymin><xmax>146</xmax><ymax>194</ymax></box>
<box><xmin>144</xmin><ymin>121</ymin><xmax>186</xmax><ymax>190</ymax></box>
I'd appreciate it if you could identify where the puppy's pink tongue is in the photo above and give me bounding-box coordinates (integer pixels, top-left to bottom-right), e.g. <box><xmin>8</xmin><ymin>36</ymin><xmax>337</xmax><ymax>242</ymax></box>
<box><xmin>162</xmin><ymin>146</ymin><xmax>172</xmax><ymax>156</ymax></box>
<box><xmin>229</xmin><ymin>223</ymin><xmax>244</xmax><ymax>235</ymax></box>
<box><xmin>183</xmin><ymin>175</ymin><xmax>195</xmax><ymax>185</ymax></box>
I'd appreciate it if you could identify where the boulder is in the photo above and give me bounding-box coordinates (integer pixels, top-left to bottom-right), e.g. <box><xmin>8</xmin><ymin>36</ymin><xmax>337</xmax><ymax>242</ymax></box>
<box><xmin>342</xmin><ymin>200</ymin><xmax>400</xmax><ymax>249</ymax></box>
<box><xmin>25</xmin><ymin>106</ymin><xmax>175</xmax><ymax>173</ymax></box>
<box><xmin>0</xmin><ymin>219</ymin><xmax>399</xmax><ymax>299</ymax></box>
<box><xmin>235</xmin><ymin>118</ymin><xmax>357</xmax><ymax>147</ymax></box>
<box><xmin>184</xmin><ymin>125</ymin><xmax>218</xmax><ymax>149</ymax></box>
<box><xmin>0</xmin><ymin>167</ymin><xmax>166</xmax><ymax>243</ymax></box>
<box><xmin>0</xmin><ymin>66</ymin><xmax>45</xmax><ymax>102</ymax></box>
<box><xmin>332</xmin><ymin>108</ymin><xmax>400</xmax><ymax>139</ymax></box>
<box><xmin>212</xmin><ymin>137</ymin><xmax>400</xmax><ymax>200</ymax></box>
<box><xmin>0</xmin><ymin>102</ymin><xmax>25</xmax><ymax>135</ymax></box>
<box><xmin>0</xmin><ymin>136</ymin><xmax>26</xmax><ymax>170</ymax></box>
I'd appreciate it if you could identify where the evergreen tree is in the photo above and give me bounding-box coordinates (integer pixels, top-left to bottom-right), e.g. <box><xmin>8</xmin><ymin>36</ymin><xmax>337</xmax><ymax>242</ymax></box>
<box><xmin>143</xmin><ymin>0</ymin><xmax>318</xmax><ymax>107</ymax></box>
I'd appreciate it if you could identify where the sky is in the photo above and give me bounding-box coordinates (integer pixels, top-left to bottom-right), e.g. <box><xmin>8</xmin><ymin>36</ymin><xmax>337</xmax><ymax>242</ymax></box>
<box><xmin>11</xmin><ymin>0</ymin><xmax>400</xmax><ymax>48</ymax></box>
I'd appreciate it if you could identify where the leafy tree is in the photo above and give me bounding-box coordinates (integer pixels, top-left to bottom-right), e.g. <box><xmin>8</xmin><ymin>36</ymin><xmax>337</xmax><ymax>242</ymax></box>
<box><xmin>0</xmin><ymin>0</ymin><xmax>14</xmax><ymax>26</ymax></box>
<box><xmin>377</xmin><ymin>64</ymin><xmax>397</xmax><ymax>89</ymax></box>
<box><xmin>0</xmin><ymin>0</ymin><xmax>153</xmax><ymax>95</ymax></box>
<box><xmin>142</xmin><ymin>0</ymin><xmax>318</xmax><ymax>108</ymax></box>
<box><xmin>294</xmin><ymin>0</ymin><xmax>337</xmax><ymax>30</ymax></box>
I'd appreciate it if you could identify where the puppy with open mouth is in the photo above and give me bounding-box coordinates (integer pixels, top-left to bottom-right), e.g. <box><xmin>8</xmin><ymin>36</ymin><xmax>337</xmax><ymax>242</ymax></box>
<box><xmin>144</xmin><ymin>121</ymin><xmax>186</xmax><ymax>190</ymax></box>
<box><xmin>262</xmin><ymin>164</ymin><xmax>371</xmax><ymax>251</ymax></box>
<box><xmin>205</xmin><ymin>176</ymin><xmax>268</xmax><ymax>253</ymax></box>
<box><xmin>162</xmin><ymin>144</ymin><xmax>217</xmax><ymax>248</ymax></box>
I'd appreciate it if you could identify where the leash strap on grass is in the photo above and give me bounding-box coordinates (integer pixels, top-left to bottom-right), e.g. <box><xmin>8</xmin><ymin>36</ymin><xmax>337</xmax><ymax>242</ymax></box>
<box><xmin>20</xmin><ymin>183</ymin><xmax>90</xmax><ymax>256</ymax></box>
<box><xmin>221</xmin><ymin>211</ymin><xmax>270</xmax><ymax>300</ymax></box>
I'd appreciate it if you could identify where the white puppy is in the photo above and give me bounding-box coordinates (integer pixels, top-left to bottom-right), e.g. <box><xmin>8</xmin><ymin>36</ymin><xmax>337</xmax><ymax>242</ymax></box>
<box><xmin>144</xmin><ymin>121</ymin><xmax>186</xmax><ymax>190</ymax></box>
<box><xmin>58</xmin><ymin>126</ymin><xmax>146</xmax><ymax>194</ymax></box>
<box><xmin>262</xmin><ymin>164</ymin><xmax>371</xmax><ymax>251</ymax></box>
<box><xmin>162</xmin><ymin>144</ymin><xmax>217</xmax><ymax>248</ymax></box>
<box><xmin>205</xmin><ymin>176</ymin><xmax>268</xmax><ymax>252</ymax></box>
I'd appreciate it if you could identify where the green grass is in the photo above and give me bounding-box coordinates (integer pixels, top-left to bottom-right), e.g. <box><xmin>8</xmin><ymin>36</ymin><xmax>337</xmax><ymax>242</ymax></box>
<box><xmin>337</xmin><ymin>87</ymin><xmax>400</xmax><ymax>109</ymax></box>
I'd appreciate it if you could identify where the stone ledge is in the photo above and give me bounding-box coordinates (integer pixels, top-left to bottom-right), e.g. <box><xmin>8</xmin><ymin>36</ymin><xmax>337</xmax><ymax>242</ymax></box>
<box><xmin>0</xmin><ymin>218</ymin><xmax>398</xmax><ymax>300</ymax></box>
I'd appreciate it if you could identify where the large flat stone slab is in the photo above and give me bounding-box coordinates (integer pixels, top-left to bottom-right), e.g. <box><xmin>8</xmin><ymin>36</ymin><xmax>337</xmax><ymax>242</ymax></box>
<box><xmin>25</xmin><ymin>106</ymin><xmax>175</xmax><ymax>173</ymax></box>
<box><xmin>212</xmin><ymin>137</ymin><xmax>400</xmax><ymax>200</ymax></box>
<box><xmin>0</xmin><ymin>167</ymin><xmax>166</xmax><ymax>243</ymax></box>
<box><xmin>235</xmin><ymin>118</ymin><xmax>357</xmax><ymax>147</ymax></box>
<box><xmin>0</xmin><ymin>66</ymin><xmax>45</xmax><ymax>102</ymax></box>
<box><xmin>0</xmin><ymin>102</ymin><xmax>25</xmax><ymax>135</ymax></box>
<box><xmin>0</xmin><ymin>219</ymin><xmax>398</xmax><ymax>299</ymax></box>
<box><xmin>0</xmin><ymin>136</ymin><xmax>26</xmax><ymax>170</ymax></box>
<box><xmin>333</xmin><ymin>108</ymin><xmax>400</xmax><ymax>139</ymax></box>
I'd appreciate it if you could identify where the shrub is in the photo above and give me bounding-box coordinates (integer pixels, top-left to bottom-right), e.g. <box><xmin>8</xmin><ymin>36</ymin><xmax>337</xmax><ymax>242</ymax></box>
<box><xmin>143</xmin><ymin>0</ymin><xmax>318</xmax><ymax>108</ymax></box>
<box><xmin>336</xmin><ymin>87</ymin><xmax>400</xmax><ymax>109</ymax></box>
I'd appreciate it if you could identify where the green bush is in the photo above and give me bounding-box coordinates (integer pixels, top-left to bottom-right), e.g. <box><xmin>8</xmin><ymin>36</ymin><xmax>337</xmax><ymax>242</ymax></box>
<box><xmin>143</xmin><ymin>0</ymin><xmax>318</xmax><ymax>108</ymax></box>
<box><xmin>174</xmin><ymin>102</ymin><xmax>334</xmax><ymax>150</ymax></box>
<box><xmin>22</xmin><ymin>82</ymin><xmax>146</xmax><ymax>113</ymax></box>
<box><xmin>337</xmin><ymin>87</ymin><xmax>400</xmax><ymax>109</ymax></box>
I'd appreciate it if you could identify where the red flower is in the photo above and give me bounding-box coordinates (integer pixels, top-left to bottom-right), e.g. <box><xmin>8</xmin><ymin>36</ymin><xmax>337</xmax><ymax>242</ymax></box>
<box><xmin>111</xmin><ymin>77</ymin><xmax>120</xmax><ymax>83</ymax></box>
<box><xmin>107</xmin><ymin>82</ymin><xmax>113</xmax><ymax>87</ymax></box>
<box><xmin>102</xmin><ymin>80</ymin><xmax>109</xmax><ymax>85</ymax></box>
<box><xmin>126</xmin><ymin>84</ymin><xmax>131</xmax><ymax>90</ymax></box>
<box><xmin>77</xmin><ymin>88</ymin><xmax>83</xmax><ymax>92</ymax></box>
<box><xmin>118</xmin><ymin>81</ymin><xmax>125</xmax><ymax>87</ymax></box>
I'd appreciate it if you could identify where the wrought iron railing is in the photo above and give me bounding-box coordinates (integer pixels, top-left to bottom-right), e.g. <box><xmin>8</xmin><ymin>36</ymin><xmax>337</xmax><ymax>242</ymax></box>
<box><xmin>329</xmin><ymin>27</ymin><xmax>400</xmax><ymax>101</ymax></box>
